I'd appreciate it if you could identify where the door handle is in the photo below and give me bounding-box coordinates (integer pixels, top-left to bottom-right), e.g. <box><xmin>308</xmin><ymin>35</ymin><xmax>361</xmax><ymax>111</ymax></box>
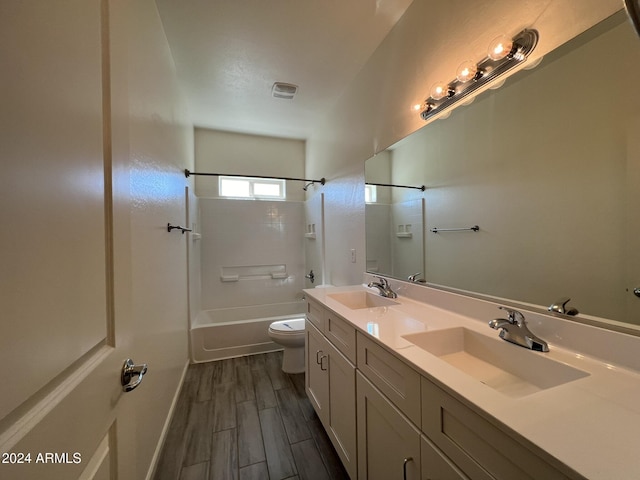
<box><xmin>121</xmin><ymin>359</ymin><xmax>148</xmax><ymax>392</ymax></box>
<box><xmin>316</xmin><ymin>350</ymin><xmax>323</xmax><ymax>364</ymax></box>
<box><xmin>403</xmin><ymin>457</ymin><xmax>413</xmax><ymax>480</ymax></box>
<box><xmin>320</xmin><ymin>355</ymin><xmax>328</xmax><ymax>371</ymax></box>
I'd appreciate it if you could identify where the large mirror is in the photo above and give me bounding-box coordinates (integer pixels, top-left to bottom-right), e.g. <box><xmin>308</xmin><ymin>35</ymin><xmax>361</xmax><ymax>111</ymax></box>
<box><xmin>365</xmin><ymin>10</ymin><xmax>640</xmax><ymax>328</ymax></box>
<box><xmin>364</xmin><ymin>154</ymin><xmax>425</xmax><ymax>280</ymax></box>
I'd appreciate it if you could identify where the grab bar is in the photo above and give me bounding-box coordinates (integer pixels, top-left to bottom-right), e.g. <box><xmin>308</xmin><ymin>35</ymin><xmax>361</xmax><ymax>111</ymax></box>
<box><xmin>430</xmin><ymin>225</ymin><xmax>479</xmax><ymax>233</ymax></box>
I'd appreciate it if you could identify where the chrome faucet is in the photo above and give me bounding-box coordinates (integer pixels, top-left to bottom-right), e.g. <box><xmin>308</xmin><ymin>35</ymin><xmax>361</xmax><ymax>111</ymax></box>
<box><xmin>489</xmin><ymin>306</ymin><xmax>549</xmax><ymax>352</ymax></box>
<box><xmin>548</xmin><ymin>297</ymin><xmax>579</xmax><ymax>316</ymax></box>
<box><xmin>367</xmin><ymin>276</ymin><xmax>398</xmax><ymax>298</ymax></box>
<box><xmin>407</xmin><ymin>272</ymin><xmax>423</xmax><ymax>282</ymax></box>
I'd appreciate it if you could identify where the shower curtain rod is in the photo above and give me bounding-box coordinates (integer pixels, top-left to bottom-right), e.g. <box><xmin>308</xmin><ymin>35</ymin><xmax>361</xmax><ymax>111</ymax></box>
<box><xmin>366</xmin><ymin>182</ymin><xmax>425</xmax><ymax>191</ymax></box>
<box><xmin>184</xmin><ymin>169</ymin><xmax>325</xmax><ymax>186</ymax></box>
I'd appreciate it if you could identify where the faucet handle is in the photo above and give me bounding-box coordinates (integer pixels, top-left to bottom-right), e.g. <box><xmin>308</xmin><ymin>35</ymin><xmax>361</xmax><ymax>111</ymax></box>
<box><xmin>408</xmin><ymin>272</ymin><xmax>422</xmax><ymax>282</ymax></box>
<box><xmin>548</xmin><ymin>297</ymin><xmax>578</xmax><ymax>315</ymax></box>
<box><xmin>373</xmin><ymin>275</ymin><xmax>388</xmax><ymax>287</ymax></box>
<box><xmin>498</xmin><ymin>306</ymin><xmax>525</xmax><ymax>325</ymax></box>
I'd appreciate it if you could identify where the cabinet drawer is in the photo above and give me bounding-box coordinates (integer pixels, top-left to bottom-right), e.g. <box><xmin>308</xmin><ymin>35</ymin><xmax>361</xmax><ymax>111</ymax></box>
<box><xmin>421</xmin><ymin>377</ymin><xmax>572</xmax><ymax>480</ymax></box>
<box><xmin>357</xmin><ymin>332</ymin><xmax>421</xmax><ymax>425</ymax></box>
<box><xmin>324</xmin><ymin>310</ymin><xmax>356</xmax><ymax>363</ymax></box>
<box><xmin>306</xmin><ymin>298</ymin><xmax>324</xmax><ymax>330</ymax></box>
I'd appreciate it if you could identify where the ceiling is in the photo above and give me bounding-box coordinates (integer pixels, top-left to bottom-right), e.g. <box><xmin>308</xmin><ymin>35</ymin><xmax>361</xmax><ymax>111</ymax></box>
<box><xmin>155</xmin><ymin>0</ymin><xmax>414</xmax><ymax>140</ymax></box>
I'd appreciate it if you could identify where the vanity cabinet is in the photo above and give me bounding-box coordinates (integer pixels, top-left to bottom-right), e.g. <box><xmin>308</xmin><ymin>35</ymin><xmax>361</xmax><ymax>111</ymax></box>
<box><xmin>305</xmin><ymin>320</ymin><xmax>330</xmax><ymax>418</ymax></box>
<box><xmin>306</xmin><ymin>297</ymin><xmax>324</xmax><ymax>330</ymax></box>
<box><xmin>421</xmin><ymin>378</ymin><xmax>571</xmax><ymax>480</ymax></box>
<box><xmin>421</xmin><ymin>434</ymin><xmax>469</xmax><ymax>480</ymax></box>
<box><xmin>356</xmin><ymin>332</ymin><xmax>421</xmax><ymax>425</ymax></box>
<box><xmin>356</xmin><ymin>371</ymin><xmax>421</xmax><ymax>480</ymax></box>
<box><xmin>306</xmin><ymin>295</ymin><xmax>580</xmax><ymax>480</ymax></box>
<box><xmin>305</xmin><ymin>303</ymin><xmax>357</xmax><ymax>479</ymax></box>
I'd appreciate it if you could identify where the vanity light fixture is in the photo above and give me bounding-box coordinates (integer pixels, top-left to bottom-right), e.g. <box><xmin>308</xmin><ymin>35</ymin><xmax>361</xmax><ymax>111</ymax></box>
<box><xmin>456</xmin><ymin>60</ymin><xmax>482</xmax><ymax>83</ymax></box>
<box><xmin>487</xmin><ymin>35</ymin><xmax>514</xmax><ymax>61</ymax></box>
<box><xmin>419</xmin><ymin>29</ymin><xmax>538</xmax><ymax>122</ymax></box>
<box><xmin>429</xmin><ymin>81</ymin><xmax>454</xmax><ymax>101</ymax></box>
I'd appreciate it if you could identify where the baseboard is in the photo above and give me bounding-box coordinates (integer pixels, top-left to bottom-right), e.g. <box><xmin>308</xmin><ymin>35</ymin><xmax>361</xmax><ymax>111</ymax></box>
<box><xmin>145</xmin><ymin>359</ymin><xmax>190</xmax><ymax>480</ymax></box>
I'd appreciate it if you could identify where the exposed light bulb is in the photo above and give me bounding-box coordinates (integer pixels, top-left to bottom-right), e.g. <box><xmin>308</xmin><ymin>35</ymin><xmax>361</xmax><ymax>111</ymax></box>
<box><xmin>429</xmin><ymin>82</ymin><xmax>451</xmax><ymax>101</ymax></box>
<box><xmin>488</xmin><ymin>35</ymin><xmax>514</xmax><ymax>61</ymax></box>
<box><xmin>456</xmin><ymin>61</ymin><xmax>480</xmax><ymax>83</ymax></box>
<box><xmin>412</xmin><ymin>103</ymin><xmax>423</xmax><ymax>111</ymax></box>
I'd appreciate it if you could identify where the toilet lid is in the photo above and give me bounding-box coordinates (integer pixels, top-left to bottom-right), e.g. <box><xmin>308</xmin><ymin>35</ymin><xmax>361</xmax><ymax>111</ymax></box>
<box><xmin>269</xmin><ymin>318</ymin><xmax>305</xmax><ymax>333</ymax></box>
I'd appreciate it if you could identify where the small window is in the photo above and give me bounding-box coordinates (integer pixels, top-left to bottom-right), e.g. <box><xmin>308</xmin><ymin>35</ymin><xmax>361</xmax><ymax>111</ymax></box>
<box><xmin>219</xmin><ymin>176</ymin><xmax>286</xmax><ymax>199</ymax></box>
<box><xmin>364</xmin><ymin>184</ymin><xmax>377</xmax><ymax>203</ymax></box>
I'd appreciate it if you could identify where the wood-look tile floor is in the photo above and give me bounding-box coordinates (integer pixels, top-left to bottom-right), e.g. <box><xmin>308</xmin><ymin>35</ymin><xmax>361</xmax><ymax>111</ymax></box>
<box><xmin>153</xmin><ymin>351</ymin><xmax>350</xmax><ymax>480</ymax></box>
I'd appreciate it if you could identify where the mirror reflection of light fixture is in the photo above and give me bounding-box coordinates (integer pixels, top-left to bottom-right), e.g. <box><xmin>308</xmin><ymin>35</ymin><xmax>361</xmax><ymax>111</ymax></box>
<box><xmin>419</xmin><ymin>29</ymin><xmax>538</xmax><ymax>122</ymax></box>
<box><xmin>429</xmin><ymin>81</ymin><xmax>454</xmax><ymax>100</ymax></box>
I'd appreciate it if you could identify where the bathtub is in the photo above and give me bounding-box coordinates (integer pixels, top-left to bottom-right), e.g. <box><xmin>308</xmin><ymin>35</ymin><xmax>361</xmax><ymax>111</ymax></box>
<box><xmin>191</xmin><ymin>301</ymin><xmax>306</xmax><ymax>362</ymax></box>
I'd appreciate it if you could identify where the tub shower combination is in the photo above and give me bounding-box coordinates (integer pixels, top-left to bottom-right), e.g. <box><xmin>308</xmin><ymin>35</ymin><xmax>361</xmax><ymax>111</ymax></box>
<box><xmin>190</xmin><ymin>300</ymin><xmax>306</xmax><ymax>363</ymax></box>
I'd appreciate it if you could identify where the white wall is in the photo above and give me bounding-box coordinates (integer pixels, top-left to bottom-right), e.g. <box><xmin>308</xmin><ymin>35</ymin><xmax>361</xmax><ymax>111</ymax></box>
<box><xmin>194</xmin><ymin>129</ymin><xmax>307</xmax><ymax>312</ymax></box>
<box><xmin>306</xmin><ymin>0</ymin><xmax>621</xmax><ymax>286</ymax></box>
<box><xmin>199</xmin><ymin>198</ymin><xmax>305</xmax><ymax>310</ymax></box>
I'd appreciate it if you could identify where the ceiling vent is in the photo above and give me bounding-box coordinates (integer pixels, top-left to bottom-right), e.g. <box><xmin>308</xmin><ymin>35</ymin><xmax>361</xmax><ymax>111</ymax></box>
<box><xmin>272</xmin><ymin>82</ymin><xmax>298</xmax><ymax>100</ymax></box>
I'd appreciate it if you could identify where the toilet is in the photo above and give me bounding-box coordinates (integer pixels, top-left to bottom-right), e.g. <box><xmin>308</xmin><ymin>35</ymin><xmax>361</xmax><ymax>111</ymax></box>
<box><xmin>268</xmin><ymin>318</ymin><xmax>306</xmax><ymax>373</ymax></box>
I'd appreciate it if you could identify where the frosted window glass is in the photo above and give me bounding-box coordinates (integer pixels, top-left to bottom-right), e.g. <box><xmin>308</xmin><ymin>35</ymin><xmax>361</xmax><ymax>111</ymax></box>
<box><xmin>220</xmin><ymin>178</ymin><xmax>250</xmax><ymax>197</ymax></box>
<box><xmin>219</xmin><ymin>176</ymin><xmax>286</xmax><ymax>199</ymax></box>
<box><xmin>253</xmin><ymin>182</ymin><xmax>281</xmax><ymax>197</ymax></box>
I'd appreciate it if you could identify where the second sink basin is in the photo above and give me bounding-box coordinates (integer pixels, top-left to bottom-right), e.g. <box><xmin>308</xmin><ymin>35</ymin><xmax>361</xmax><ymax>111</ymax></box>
<box><xmin>328</xmin><ymin>291</ymin><xmax>399</xmax><ymax>309</ymax></box>
<box><xmin>402</xmin><ymin>327</ymin><xmax>589</xmax><ymax>398</ymax></box>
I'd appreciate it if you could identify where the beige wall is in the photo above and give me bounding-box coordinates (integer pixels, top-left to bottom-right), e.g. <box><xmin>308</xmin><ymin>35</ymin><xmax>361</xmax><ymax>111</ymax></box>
<box><xmin>306</xmin><ymin>0</ymin><xmax>621</xmax><ymax>287</ymax></box>
<box><xmin>194</xmin><ymin>128</ymin><xmax>306</xmax><ymax>201</ymax></box>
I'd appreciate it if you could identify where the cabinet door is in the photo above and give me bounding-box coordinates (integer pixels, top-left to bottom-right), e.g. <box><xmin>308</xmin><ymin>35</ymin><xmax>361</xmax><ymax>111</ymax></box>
<box><xmin>357</xmin><ymin>372</ymin><xmax>421</xmax><ymax>480</ymax></box>
<box><xmin>327</xmin><ymin>342</ymin><xmax>357</xmax><ymax>479</ymax></box>
<box><xmin>421</xmin><ymin>435</ymin><xmax>469</xmax><ymax>480</ymax></box>
<box><xmin>306</xmin><ymin>321</ymin><xmax>329</xmax><ymax>423</ymax></box>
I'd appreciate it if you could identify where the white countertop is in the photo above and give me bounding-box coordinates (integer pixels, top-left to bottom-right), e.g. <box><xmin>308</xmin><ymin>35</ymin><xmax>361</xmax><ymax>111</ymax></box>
<box><xmin>304</xmin><ymin>283</ymin><xmax>640</xmax><ymax>480</ymax></box>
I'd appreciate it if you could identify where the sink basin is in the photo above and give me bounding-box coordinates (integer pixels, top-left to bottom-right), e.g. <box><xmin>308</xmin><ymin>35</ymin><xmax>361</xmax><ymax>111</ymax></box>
<box><xmin>402</xmin><ymin>327</ymin><xmax>589</xmax><ymax>398</ymax></box>
<box><xmin>328</xmin><ymin>291</ymin><xmax>399</xmax><ymax>310</ymax></box>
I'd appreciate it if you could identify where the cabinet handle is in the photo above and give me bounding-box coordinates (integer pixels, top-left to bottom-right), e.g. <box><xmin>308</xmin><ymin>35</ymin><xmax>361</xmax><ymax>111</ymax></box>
<box><xmin>320</xmin><ymin>355</ymin><xmax>328</xmax><ymax>371</ymax></box>
<box><xmin>316</xmin><ymin>350</ymin><xmax>324</xmax><ymax>364</ymax></box>
<box><xmin>403</xmin><ymin>457</ymin><xmax>413</xmax><ymax>480</ymax></box>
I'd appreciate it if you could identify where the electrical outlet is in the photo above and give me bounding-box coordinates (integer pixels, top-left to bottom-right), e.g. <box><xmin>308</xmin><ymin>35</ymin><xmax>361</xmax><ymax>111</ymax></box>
<box><xmin>350</xmin><ymin>249</ymin><xmax>356</xmax><ymax>263</ymax></box>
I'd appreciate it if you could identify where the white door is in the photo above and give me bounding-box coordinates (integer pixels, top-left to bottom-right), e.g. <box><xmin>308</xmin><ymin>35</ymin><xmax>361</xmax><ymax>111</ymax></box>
<box><xmin>1</xmin><ymin>1</ymin><xmax>137</xmax><ymax>478</ymax></box>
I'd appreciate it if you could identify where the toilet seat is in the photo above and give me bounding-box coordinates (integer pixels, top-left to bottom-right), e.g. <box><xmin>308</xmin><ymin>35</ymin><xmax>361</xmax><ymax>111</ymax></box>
<box><xmin>268</xmin><ymin>318</ymin><xmax>305</xmax><ymax>335</ymax></box>
<box><xmin>268</xmin><ymin>318</ymin><xmax>306</xmax><ymax>373</ymax></box>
